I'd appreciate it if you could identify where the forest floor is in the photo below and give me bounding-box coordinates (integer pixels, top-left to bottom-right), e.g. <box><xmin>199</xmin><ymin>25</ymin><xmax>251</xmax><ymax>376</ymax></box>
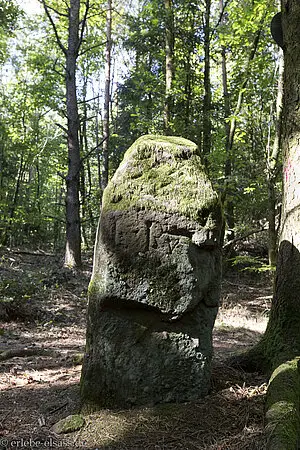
<box><xmin>0</xmin><ymin>247</ymin><xmax>272</xmax><ymax>450</ymax></box>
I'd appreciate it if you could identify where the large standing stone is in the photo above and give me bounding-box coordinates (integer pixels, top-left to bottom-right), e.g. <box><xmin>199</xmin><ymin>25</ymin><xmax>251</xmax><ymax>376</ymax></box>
<box><xmin>80</xmin><ymin>135</ymin><xmax>222</xmax><ymax>409</ymax></box>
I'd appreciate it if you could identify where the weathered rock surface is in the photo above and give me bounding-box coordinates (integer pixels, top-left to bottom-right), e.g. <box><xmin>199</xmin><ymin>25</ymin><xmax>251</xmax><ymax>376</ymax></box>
<box><xmin>51</xmin><ymin>415</ymin><xmax>85</xmax><ymax>434</ymax></box>
<box><xmin>80</xmin><ymin>135</ymin><xmax>222</xmax><ymax>408</ymax></box>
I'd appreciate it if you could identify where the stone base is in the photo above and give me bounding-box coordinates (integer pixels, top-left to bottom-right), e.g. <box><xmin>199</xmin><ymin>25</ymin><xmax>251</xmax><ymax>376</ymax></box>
<box><xmin>80</xmin><ymin>304</ymin><xmax>217</xmax><ymax>408</ymax></box>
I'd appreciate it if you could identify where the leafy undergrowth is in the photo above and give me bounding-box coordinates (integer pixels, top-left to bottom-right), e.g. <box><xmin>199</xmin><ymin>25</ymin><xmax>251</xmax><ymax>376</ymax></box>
<box><xmin>0</xmin><ymin>248</ymin><xmax>272</xmax><ymax>449</ymax></box>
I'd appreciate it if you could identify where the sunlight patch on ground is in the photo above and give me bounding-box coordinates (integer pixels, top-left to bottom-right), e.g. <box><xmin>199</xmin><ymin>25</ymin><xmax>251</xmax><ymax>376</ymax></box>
<box><xmin>215</xmin><ymin>303</ymin><xmax>269</xmax><ymax>334</ymax></box>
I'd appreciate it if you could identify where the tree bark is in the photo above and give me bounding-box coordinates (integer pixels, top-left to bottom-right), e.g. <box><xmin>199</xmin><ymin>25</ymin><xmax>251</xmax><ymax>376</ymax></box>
<box><xmin>64</xmin><ymin>0</ymin><xmax>82</xmax><ymax>267</ymax></box>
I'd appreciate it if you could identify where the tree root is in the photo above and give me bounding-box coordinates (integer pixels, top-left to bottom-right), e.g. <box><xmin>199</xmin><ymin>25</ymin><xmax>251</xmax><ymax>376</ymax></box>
<box><xmin>0</xmin><ymin>347</ymin><xmax>53</xmax><ymax>361</ymax></box>
<box><xmin>226</xmin><ymin>341</ymin><xmax>270</xmax><ymax>374</ymax></box>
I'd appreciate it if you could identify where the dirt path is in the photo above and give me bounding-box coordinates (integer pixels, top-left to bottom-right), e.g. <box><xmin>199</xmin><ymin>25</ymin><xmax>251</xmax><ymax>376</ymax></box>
<box><xmin>0</xmin><ymin>249</ymin><xmax>271</xmax><ymax>449</ymax></box>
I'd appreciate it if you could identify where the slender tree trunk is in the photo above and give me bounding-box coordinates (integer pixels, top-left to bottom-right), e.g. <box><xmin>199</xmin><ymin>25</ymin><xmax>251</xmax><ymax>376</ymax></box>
<box><xmin>42</xmin><ymin>0</ymin><xmax>90</xmax><ymax>267</ymax></box>
<box><xmin>79</xmin><ymin>69</ymin><xmax>95</xmax><ymax>248</ymax></box>
<box><xmin>184</xmin><ymin>53</ymin><xmax>192</xmax><ymax>136</ymax></box>
<box><xmin>5</xmin><ymin>153</ymin><xmax>25</xmax><ymax>245</ymax></box>
<box><xmin>101</xmin><ymin>0</ymin><xmax>112</xmax><ymax>192</ymax></box>
<box><xmin>92</xmin><ymin>85</ymin><xmax>102</xmax><ymax>190</ymax></box>
<box><xmin>64</xmin><ymin>0</ymin><xmax>82</xmax><ymax>267</ymax></box>
<box><xmin>219</xmin><ymin>0</ymin><xmax>235</xmax><ymax>242</ymax></box>
<box><xmin>164</xmin><ymin>0</ymin><xmax>174</xmax><ymax>135</ymax></box>
<box><xmin>220</xmin><ymin>0</ymin><xmax>265</xmax><ymax>243</ymax></box>
<box><xmin>202</xmin><ymin>0</ymin><xmax>212</xmax><ymax>157</ymax></box>
<box><xmin>53</xmin><ymin>179</ymin><xmax>64</xmax><ymax>251</ymax></box>
<box><xmin>267</xmin><ymin>51</ymin><xmax>284</xmax><ymax>266</ymax></box>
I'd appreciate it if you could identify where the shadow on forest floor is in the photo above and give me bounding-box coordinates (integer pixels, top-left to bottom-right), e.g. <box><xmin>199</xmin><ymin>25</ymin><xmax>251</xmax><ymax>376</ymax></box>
<box><xmin>0</xmin><ymin>248</ymin><xmax>271</xmax><ymax>449</ymax></box>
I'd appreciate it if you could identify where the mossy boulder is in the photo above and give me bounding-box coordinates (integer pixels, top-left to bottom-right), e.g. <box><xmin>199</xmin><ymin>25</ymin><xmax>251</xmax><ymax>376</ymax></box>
<box><xmin>265</xmin><ymin>357</ymin><xmax>300</xmax><ymax>449</ymax></box>
<box><xmin>51</xmin><ymin>414</ymin><xmax>85</xmax><ymax>434</ymax></box>
<box><xmin>102</xmin><ymin>135</ymin><xmax>217</xmax><ymax>219</ymax></box>
<box><xmin>81</xmin><ymin>135</ymin><xmax>222</xmax><ymax>409</ymax></box>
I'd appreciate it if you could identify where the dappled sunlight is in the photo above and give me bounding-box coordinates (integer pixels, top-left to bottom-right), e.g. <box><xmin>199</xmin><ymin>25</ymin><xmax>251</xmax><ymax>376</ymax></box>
<box><xmin>0</xmin><ymin>381</ymin><xmax>81</xmax><ymax>446</ymax></box>
<box><xmin>213</xmin><ymin>276</ymin><xmax>272</xmax><ymax>366</ymax></box>
<box><xmin>0</xmin><ymin>249</ymin><xmax>270</xmax><ymax>449</ymax></box>
<box><xmin>0</xmin><ymin>364</ymin><xmax>81</xmax><ymax>390</ymax></box>
<box><xmin>215</xmin><ymin>275</ymin><xmax>272</xmax><ymax>333</ymax></box>
<box><xmin>215</xmin><ymin>303</ymin><xmax>268</xmax><ymax>334</ymax></box>
<box><xmin>76</xmin><ymin>383</ymin><xmax>267</xmax><ymax>449</ymax></box>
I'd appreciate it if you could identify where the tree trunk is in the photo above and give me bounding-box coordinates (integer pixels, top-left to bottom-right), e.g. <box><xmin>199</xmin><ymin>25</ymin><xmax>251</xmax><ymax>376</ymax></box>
<box><xmin>220</xmin><ymin>44</ymin><xmax>235</xmax><ymax>243</ymax></box>
<box><xmin>219</xmin><ymin>0</ymin><xmax>235</xmax><ymax>243</ymax></box>
<box><xmin>235</xmin><ymin>0</ymin><xmax>300</xmax><ymax>373</ymax></box>
<box><xmin>267</xmin><ymin>51</ymin><xmax>284</xmax><ymax>267</ymax></box>
<box><xmin>101</xmin><ymin>0</ymin><xmax>112</xmax><ymax>193</ymax></box>
<box><xmin>219</xmin><ymin>1</ymin><xmax>265</xmax><ymax>244</ymax></box>
<box><xmin>163</xmin><ymin>0</ymin><xmax>174</xmax><ymax>135</ymax></box>
<box><xmin>184</xmin><ymin>53</ymin><xmax>192</xmax><ymax>137</ymax></box>
<box><xmin>42</xmin><ymin>0</ymin><xmax>90</xmax><ymax>267</ymax></box>
<box><xmin>202</xmin><ymin>0</ymin><xmax>212</xmax><ymax>157</ymax></box>
<box><xmin>64</xmin><ymin>0</ymin><xmax>82</xmax><ymax>268</ymax></box>
<box><xmin>5</xmin><ymin>152</ymin><xmax>25</xmax><ymax>246</ymax></box>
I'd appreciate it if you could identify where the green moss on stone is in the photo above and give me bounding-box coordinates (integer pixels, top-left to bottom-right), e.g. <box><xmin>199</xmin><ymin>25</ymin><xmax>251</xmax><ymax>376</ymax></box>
<box><xmin>72</xmin><ymin>352</ymin><xmax>84</xmax><ymax>365</ymax></box>
<box><xmin>51</xmin><ymin>414</ymin><xmax>85</xmax><ymax>434</ymax></box>
<box><xmin>102</xmin><ymin>135</ymin><xmax>218</xmax><ymax>222</ymax></box>
<box><xmin>265</xmin><ymin>357</ymin><xmax>300</xmax><ymax>449</ymax></box>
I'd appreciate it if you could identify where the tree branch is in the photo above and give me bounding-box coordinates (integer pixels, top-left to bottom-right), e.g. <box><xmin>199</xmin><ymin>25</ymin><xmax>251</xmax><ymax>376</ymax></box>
<box><xmin>55</xmin><ymin>122</ymin><xmax>68</xmax><ymax>135</ymax></box>
<box><xmin>78</xmin><ymin>94</ymin><xmax>102</xmax><ymax>104</ymax></box>
<box><xmin>40</xmin><ymin>0</ymin><xmax>67</xmax><ymax>56</ymax></box>
<box><xmin>57</xmin><ymin>171</ymin><xmax>67</xmax><ymax>180</ymax></box>
<box><xmin>77</xmin><ymin>0</ymin><xmax>90</xmax><ymax>53</ymax></box>
<box><xmin>223</xmin><ymin>226</ymin><xmax>268</xmax><ymax>250</ymax></box>
<box><xmin>80</xmin><ymin>137</ymin><xmax>108</xmax><ymax>166</ymax></box>
<box><xmin>78</xmin><ymin>41</ymin><xmax>107</xmax><ymax>57</ymax></box>
<box><xmin>44</xmin><ymin>214</ymin><xmax>66</xmax><ymax>223</ymax></box>
<box><xmin>40</xmin><ymin>2</ymin><xmax>68</xmax><ymax>18</ymax></box>
<box><xmin>210</xmin><ymin>0</ymin><xmax>230</xmax><ymax>39</ymax></box>
<box><xmin>52</xmin><ymin>58</ymin><xmax>66</xmax><ymax>78</ymax></box>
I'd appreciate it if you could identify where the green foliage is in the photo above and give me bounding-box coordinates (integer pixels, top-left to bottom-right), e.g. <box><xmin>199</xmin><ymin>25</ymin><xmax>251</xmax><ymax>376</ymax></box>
<box><xmin>0</xmin><ymin>0</ymin><xmax>111</xmax><ymax>249</ymax></box>
<box><xmin>230</xmin><ymin>255</ymin><xmax>276</xmax><ymax>273</ymax></box>
<box><xmin>0</xmin><ymin>0</ymin><xmax>21</xmax><ymax>62</ymax></box>
<box><xmin>0</xmin><ymin>0</ymin><xmax>283</xmax><ymax>254</ymax></box>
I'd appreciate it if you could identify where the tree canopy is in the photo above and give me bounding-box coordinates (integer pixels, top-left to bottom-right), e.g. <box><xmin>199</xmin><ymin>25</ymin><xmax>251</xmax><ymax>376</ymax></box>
<box><xmin>0</xmin><ymin>0</ymin><xmax>281</xmax><ymax>262</ymax></box>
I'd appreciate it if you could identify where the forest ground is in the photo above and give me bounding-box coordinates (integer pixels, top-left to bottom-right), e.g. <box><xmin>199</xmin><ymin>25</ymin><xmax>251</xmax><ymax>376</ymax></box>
<box><xmin>0</xmin><ymin>248</ymin><xmax>272</xmax><ymax>450</ymax></box>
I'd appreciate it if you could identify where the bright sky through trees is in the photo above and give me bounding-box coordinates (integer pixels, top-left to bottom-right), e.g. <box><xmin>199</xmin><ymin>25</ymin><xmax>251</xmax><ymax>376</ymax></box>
<box><xmin>17</xmin><ymin>0</ymin><xmax>42</xmax><ymax>15</ymax></box>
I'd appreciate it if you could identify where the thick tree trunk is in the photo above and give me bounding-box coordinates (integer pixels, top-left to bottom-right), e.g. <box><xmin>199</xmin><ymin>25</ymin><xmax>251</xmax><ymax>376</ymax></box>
<box><xmin>235</xmin><ymin>0</ymin><xmax>300</xmax><ymax>373</ymax></box>
<box><xmin>64</xmin><ymin>0</ymin><xmax>82</xmax><ymax>268</ymax></box>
